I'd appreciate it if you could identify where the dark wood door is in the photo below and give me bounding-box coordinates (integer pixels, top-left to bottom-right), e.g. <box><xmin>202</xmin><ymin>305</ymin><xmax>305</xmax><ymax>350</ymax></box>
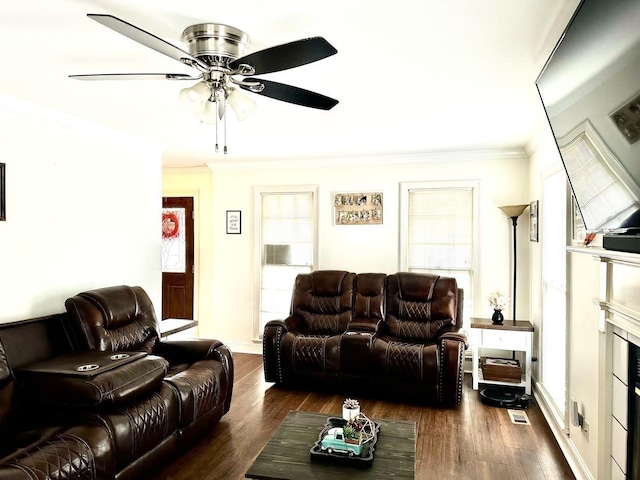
<box><xmin>162</xmin><ymin>197</ymin><xmax>194</xmax><ymax>320</ymax></box>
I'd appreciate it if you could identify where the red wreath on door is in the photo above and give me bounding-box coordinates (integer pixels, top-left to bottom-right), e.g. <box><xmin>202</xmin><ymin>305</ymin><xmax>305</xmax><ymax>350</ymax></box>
<box><xmin>162</xmin><ymin>212</ymin><xmax>180</xmax><ymax>239</ymax></box>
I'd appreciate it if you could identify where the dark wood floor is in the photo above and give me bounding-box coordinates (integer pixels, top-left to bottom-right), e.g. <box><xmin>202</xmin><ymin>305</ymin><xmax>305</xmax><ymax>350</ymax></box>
<box><xmin>150</xmin><ymin>353</ymin><xmax>575</xmax><ymax>480</ymax></box>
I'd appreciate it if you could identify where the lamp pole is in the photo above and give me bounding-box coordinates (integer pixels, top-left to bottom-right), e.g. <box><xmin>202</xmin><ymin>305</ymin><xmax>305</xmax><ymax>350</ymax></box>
<box><xmin>509</xmin><ymin>215</ymin><xmax>519</xmax><ymax>325</ymax></box>
<box><xmin>498</xmin><ymin>204</ymin><xmax>528</xmax><ymax>325</ymax></box>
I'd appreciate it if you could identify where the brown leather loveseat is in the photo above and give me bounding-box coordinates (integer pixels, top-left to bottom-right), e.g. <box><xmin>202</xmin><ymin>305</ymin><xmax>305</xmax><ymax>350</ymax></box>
<box><xmin>263</xmin><ymin>271</ymin><xmax>467</xmax><ymax>404</ymax></box>
<box><xmin>0</xmin><ymin>285</ymin><xmax>233</xmax><ymax>480</ymax></box>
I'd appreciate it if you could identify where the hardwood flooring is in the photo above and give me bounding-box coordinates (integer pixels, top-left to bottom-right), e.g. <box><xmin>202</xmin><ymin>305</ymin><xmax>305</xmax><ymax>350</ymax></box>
<box><xmin>150</xmin><ymin>353</ymin><xmax>575</xmax><ymax>480</ymax></box>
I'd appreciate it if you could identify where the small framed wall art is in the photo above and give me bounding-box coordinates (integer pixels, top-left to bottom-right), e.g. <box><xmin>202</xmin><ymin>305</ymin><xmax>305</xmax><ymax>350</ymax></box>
<box><xmin>0</xmin><ymin>163</ymin><xmax>5</xmax><ymax>221</ymax></box>
<box><xmin>529</xmin><ymin>200</ymin><xmax>539</xmax><ymax>242</ymax></box>
<box><xmin>333</xmin><ymin>192</ymin><xmax>383</xmax><ymax>225</ymax></box>
<box><xmin>610</xmin><ymin>91</ymin><xmax>640</xmax><ymax>144</ymax></box>
<box><xmin>226</xmin><ymin>210</ymin><xmax>241</xmax><ymax>234</ymax></box>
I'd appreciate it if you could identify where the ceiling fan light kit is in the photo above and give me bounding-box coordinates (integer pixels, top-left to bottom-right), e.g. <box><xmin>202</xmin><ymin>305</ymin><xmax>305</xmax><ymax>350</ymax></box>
<box><xmin>70</xmin><ymin>14</ymin><xmax>339</xmax><ymax>154</ymax></box>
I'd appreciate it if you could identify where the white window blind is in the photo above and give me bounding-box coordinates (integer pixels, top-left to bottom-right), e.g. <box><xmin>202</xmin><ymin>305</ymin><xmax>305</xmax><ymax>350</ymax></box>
<box><xmin>561</xmin><ymin>131</ymin><xmax>637</xmax><ymax>230</ymax></box>
<box><xmin>256</xmin><ymin>189</ymin><xmax>316</xmax><ymax>338</ymax></box>
<box><xmin>404</xmin><ymin>185</ymin><xmax>475</xmax><ymax>327</ymax></box>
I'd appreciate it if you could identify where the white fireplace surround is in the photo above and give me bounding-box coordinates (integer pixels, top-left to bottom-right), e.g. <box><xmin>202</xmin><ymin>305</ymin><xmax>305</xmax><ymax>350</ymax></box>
<box><xmin>567</xmin><ymin>245</ymin><xmax>640</xmax><ymax>480</ymax></box>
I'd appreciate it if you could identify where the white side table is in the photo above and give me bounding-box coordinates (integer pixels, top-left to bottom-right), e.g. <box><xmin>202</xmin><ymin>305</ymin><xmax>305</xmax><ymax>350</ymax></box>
<box><xmin>470</xmin><ymin>317</ymin><xmax>533</xmax><ymax>395</ymax></box>
<box><xmin>159</xmin><ymin>318</ymin><xmax>198</xmax><ymax>339</ymax></box>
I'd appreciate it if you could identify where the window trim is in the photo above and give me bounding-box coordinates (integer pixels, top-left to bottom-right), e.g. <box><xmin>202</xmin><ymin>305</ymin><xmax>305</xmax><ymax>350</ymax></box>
<box><xmin>252</xmin><ymin>185</ymin><xmax>318</xmax><ymax>341</ymax></box>
<box><xmin>399</xmin><ymin>180</ymin><xmax>480</xmax><ymax>326</ymax></box>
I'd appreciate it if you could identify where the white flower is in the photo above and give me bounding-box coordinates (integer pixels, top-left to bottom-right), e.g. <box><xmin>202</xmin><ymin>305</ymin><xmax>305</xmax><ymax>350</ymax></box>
<box><xmin>343</xmin><ymin>398</ymin><xmax>359</xmax><ymax>409</ymax></box>
<box><xmin>488</xmin><ymin>290</ymin><xmax>510</xmax><ymax>311</ymax></box>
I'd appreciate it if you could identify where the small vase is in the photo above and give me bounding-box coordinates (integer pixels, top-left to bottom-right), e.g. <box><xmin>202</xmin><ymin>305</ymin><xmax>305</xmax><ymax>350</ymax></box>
<box><xmin>491</xmin><ymin>309</ymin><xmax>504</xmax><ymax>325</ymax></box>
<box><xmin>342</xmin><ymin>405</ymin><xmax>360</xmax><ymax>421</ymax></box>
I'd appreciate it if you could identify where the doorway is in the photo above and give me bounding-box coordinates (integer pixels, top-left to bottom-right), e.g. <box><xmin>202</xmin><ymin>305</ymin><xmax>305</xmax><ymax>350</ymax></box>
<box><xmin>162</xmin><ymin>196</ymin><xmax>194</xmax><ymax>320</ymax></box>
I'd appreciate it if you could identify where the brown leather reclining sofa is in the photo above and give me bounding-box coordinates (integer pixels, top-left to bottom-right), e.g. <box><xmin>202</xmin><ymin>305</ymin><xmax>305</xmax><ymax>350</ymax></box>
<box><xmin>263</xmin><ymin>271</ymin><xmax>467</xmax><ymax>404</ymax></box>
<box><xmin>0</xmin><ymin>285</ymin><xmax>233</xmax><ymax>480</ymax></box>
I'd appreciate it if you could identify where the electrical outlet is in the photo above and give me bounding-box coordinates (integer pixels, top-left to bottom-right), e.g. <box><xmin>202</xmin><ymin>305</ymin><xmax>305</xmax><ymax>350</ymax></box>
<box><xmin>582</xmin><ymin>420</ymin><xmax>589</xmax><ymax>440</ymax></box>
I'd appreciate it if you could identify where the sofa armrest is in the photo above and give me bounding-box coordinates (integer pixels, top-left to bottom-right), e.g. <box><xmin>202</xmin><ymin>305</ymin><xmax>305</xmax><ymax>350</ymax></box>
<box><xmin>263</xmin><ymin>320</ymin><xmax>289</xmax><ymax>383</ymax></box>
<box><xmin>437</xmin><ymin>325</ymin><xmax>468</xmax><ymax>349</ymax></box>
<box><xmin>154</xmin><ymin>338</ymin><xmax>224</xmax><ymax>364</ymax></box>
<box><xmin>154</xmin><ymin>339</ymin><xmax>234</xmax><ymax>414</ymax></box>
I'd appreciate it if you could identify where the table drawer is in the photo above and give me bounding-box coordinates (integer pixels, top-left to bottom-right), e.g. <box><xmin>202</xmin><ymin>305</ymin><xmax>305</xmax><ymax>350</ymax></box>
<box><xmin>480</xmin><ymin>329</ymin><xmax>527</xmax><ymax>351</ymax></box>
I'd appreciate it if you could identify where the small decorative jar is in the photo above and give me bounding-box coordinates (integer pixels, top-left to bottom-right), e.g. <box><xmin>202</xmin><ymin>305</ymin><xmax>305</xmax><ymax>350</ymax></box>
<box><xmin>491</xmin><ymin>309</ymin><xmax>504</xmax><ymax>325</ymax></box>
<box><xmin>342</xmin><ymin>398</ymin><xmax>360</xmax><ymax>421</ymax></box>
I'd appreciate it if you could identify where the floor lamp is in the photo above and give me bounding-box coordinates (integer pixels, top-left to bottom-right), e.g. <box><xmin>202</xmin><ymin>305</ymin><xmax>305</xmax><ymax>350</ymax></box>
<box><xmin>498</xmin><ymin>204</ymin><xmax>528</xmax><ymax>324</ymax></box>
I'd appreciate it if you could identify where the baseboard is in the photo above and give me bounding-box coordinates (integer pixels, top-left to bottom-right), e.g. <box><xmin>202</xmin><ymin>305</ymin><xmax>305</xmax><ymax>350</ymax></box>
<box><xmin>225</xmin><ymin>341</ymin><xmax>262</xmax><ymax>355</ymax></box>
<box><xmin>533</xmin><ymin>383</ymin><xmax>594</xmax><ymax>480</ymax></box>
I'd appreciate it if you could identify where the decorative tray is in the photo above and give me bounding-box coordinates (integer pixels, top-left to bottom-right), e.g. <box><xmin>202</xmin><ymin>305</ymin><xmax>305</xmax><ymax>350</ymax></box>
<box><xmin>309</xmin><ymin>415</ymin><xmax>380</xmax><ymax>468</ymax></box>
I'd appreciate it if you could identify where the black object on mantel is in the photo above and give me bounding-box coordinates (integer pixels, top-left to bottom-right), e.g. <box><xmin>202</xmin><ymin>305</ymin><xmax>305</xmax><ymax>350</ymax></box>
<box><xmin>603</xmin><ymin>235</ymin><xmax>640</xmax><ymax>255</ymax></box>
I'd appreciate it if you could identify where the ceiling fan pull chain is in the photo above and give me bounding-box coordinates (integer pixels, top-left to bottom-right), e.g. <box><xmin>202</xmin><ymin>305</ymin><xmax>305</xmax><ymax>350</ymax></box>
<box><xmin>214</xmin><ymin>100</ymin><xmax>219</xmax><ymax>153</ymax></box>
<box><xmin>223</xmin><ymin>104</ymin><xmax>228</xmax><ymax>155</ymax></box>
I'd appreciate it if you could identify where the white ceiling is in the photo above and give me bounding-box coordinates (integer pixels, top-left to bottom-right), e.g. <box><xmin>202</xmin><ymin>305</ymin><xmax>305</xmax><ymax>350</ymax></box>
<box><xmin>0</xmin><ymin>0</ymin><xmax>580</xmax><ymax>168</ymax></box>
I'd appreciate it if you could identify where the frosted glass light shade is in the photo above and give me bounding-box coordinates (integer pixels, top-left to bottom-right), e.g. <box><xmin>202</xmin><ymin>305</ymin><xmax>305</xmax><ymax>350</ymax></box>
<box><xmin>196</xmin><ymin>100</ymin><xmax>219</xmax><ymax>125</ymax></box>
<box><xmin>227</xmin><ymin>88</ymin><xmax>257</xmax><ymax>121</ymax></box>
<box><xmin>499</xmin><ymin>204</ymin><xmax>528</xmax><ymax>218</ymax></box>
<box><xmin>179</xmin><ymin>81</ymin><xmax>210</xmax><ymax>113</ymax></box>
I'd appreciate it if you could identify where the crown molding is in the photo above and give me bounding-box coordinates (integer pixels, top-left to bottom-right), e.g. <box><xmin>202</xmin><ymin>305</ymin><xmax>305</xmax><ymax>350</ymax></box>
<box><xmin>205</xmin><ymin>148</ymin><xmax>528</xmax><ymax>171</ymax></box>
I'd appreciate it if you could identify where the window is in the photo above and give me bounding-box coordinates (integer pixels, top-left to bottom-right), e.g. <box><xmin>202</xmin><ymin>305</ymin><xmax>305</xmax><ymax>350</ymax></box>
<box><xmin>400</xmin><ymin>181</ymin><xmax>478</xmax><ymax>327</ymax></box>
<box><xmin>540</xmin><ymin>169</ymin><xmax>568</xmax><ymax>428</ymax></box>
<box><xmin>254</xmin><ymin>186</ymin><xmax>318</xmax><ymax>339</ymax></box>
<box><xmin>560</xmin><ymin>120</ymin><xmax>640</xmax><ymax>231</ymax></box>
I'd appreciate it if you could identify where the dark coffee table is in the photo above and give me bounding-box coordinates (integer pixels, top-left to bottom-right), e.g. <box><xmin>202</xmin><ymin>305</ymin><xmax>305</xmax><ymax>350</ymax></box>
<box><xmin>245</xmin><ymin>410</ymin><xmax>415</xmax><ymax>479</ymax></box>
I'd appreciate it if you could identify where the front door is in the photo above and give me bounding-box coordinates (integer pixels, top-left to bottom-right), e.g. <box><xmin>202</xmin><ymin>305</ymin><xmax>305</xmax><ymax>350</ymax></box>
<box><xmin>161</xmin><ymin>197</ymin><xmax>194</xmax><ymax>319</ymax></box>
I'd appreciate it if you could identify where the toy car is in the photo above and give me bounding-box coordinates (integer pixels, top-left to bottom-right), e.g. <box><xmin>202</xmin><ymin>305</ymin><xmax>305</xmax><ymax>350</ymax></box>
<box><xmin>320</xmin><ymin>427</ymin><xmax>362</xmax><ymax>456</ymax></box>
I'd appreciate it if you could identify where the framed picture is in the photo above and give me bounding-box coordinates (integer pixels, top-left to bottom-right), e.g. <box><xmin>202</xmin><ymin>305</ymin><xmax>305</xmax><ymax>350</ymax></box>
<box><xmin>333</xmin><ymin>192</ymin><xmax>383</xmax><ymax>225</ymax></box>
<box><xmin>0</xmin><ymin>163</ymin><xmax>5</xmax><ymax>221</ymax></box>
<box><xmin>529</xmin><ymin>200</ymin><xmax>538</xmax><ymax>242</ymax></box>
<box><xmin>226</xmin><ymin>210</ymin><xmax>241</xmax><ymax>234</ymax></box>
<box><xmin>610</xmin><ymin>91</ymin><xmax>640</xmax><ymax>144</ymax></box>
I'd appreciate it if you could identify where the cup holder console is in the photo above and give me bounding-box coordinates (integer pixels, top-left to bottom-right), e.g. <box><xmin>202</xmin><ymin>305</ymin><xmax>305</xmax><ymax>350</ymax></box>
<box><xmin>76</xmin><ymin>364</ymin><xmax>100</xmax><ymax>372</ymax></box>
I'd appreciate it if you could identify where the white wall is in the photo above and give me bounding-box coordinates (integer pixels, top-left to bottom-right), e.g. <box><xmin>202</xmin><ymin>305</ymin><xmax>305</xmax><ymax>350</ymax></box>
<box><xmin>0</xmin><ymin>96</ymin><xmax>163</xmax><ymax>322</ymax></box>
<box><xmin>207</xmin><ymin>151</ymin><xmax>531</xmax><ymax>354</ymax></box>
<box><xmin>162</xmin><ymin>167</ymin><xmax>214</xmax><ymax>336</ymax></box>
<box><xmin>528</xmin><ymin>125</ymin><xmax>602</xmax><ymax>480</ymax></box>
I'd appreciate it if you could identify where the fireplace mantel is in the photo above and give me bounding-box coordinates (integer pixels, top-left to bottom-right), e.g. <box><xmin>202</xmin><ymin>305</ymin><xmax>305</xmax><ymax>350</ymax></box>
<box><xmin>568</xmin><ymin>246</ymin><xmax>640</xmax><ymax>479</ymax></box>
<box><xmin>568</xmin><ymin>246</ymin><xmax>640</xmax><ymax>339</ymax></box>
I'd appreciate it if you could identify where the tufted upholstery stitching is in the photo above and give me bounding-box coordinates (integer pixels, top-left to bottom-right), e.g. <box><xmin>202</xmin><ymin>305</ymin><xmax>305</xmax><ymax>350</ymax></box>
<box><xmin>121</xmin><ymin>392</ymin><xmax>169</xmax><ymax>462</ymax></box>
<box><xmin>171</xmin><ymin>366</ymin><xmax>220</xmax><ymax>422</ymax></box>
<box><xmin>7</xmin><ymin>433</ymin><xmax>96</xmax><ymax>480</ymax></box>
<box><xmin>291</xmin><ymin>335</ymin><xmax>328</xmax><ymax>372</ymax></box>
<box><xmin>384</xmin><ymin>341</ymin><xmax>423</xmax><ymax>380</ymax></box>
<box><xmin>104</xmin><ymin>321</ymin><xmax>154</xmax><ymax>352</ymax></box>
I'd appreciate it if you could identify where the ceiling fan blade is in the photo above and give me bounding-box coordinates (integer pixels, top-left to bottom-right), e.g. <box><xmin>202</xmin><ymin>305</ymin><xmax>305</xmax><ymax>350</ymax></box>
<box><xmin>87</xmin><ymin>14</ymin><xmax>208</xmax><ymax>70</ymax></box>
<box><xmin>229</xmin><ymin>37</ymin><xmax>337</xmax><ymax>75</ymax></box>
<box><xmin>240</xmin><ymin>78</ymin><xmax>338</xmax><ymax>110</ymax></box>
<box><xmin>69</xmin><ymin>73</ymin><xmax>201</xmax><ymax>81</ymax></box>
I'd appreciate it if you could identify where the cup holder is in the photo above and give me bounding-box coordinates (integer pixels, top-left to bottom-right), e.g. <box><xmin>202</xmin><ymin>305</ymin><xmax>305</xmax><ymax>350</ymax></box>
<box><xmin>76</xmin><ymin>364</ymin><xmax>100</xmax><ymax>372</ymax></box>
<box><xmin>110</xmin><ymin>353</ymin><xmax>130</xmax><ymax>361</ymax></box>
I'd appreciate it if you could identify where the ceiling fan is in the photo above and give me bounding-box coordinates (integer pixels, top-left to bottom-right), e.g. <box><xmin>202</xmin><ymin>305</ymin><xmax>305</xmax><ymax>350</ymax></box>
<box><xmin>70</xmin><ymin>14</ymin><xmax>339</xmax><ymax>153</ymax></box>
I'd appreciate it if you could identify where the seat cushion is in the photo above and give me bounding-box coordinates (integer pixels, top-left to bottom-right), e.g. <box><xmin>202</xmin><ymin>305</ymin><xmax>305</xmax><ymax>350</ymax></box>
<box><xmin>280</xmin><ymin>332</ymin><xmax>341</xmax><ymax>374</ymax></box>
<box><xmin>371</xmin><ymin>335</ymin><xmax>439</xmax><ymax>384</ymax></box>
<box><xmin>94</xmin><ymin>382</ymin><xmax>178</xmax><ymax>472</ymax></box>
<box><xmin>163</xmin><ymin>360</ymin><xmax>223</xmax><ymax>428</ymax></box>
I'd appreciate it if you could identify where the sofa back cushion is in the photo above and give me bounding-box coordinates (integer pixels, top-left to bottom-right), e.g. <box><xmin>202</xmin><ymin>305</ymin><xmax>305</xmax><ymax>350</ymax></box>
<box><xmin>385</xmin><ymin>272</ymin><xmax>458</xmax><ymax>341</ymax></box>
<box><xmin>291</xmin><ymin>271</ymin><xmax>355</xmax><ymax>334</ymax></box>
<box><xmin>348</xmin><ymin>273</ymin><xmax>386</xmax><ymax>332</ymax></box>
<box><xmin>65</xmin><ymin>285</ymin><xmax>159</xmax><ymax>353</ymax></box>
